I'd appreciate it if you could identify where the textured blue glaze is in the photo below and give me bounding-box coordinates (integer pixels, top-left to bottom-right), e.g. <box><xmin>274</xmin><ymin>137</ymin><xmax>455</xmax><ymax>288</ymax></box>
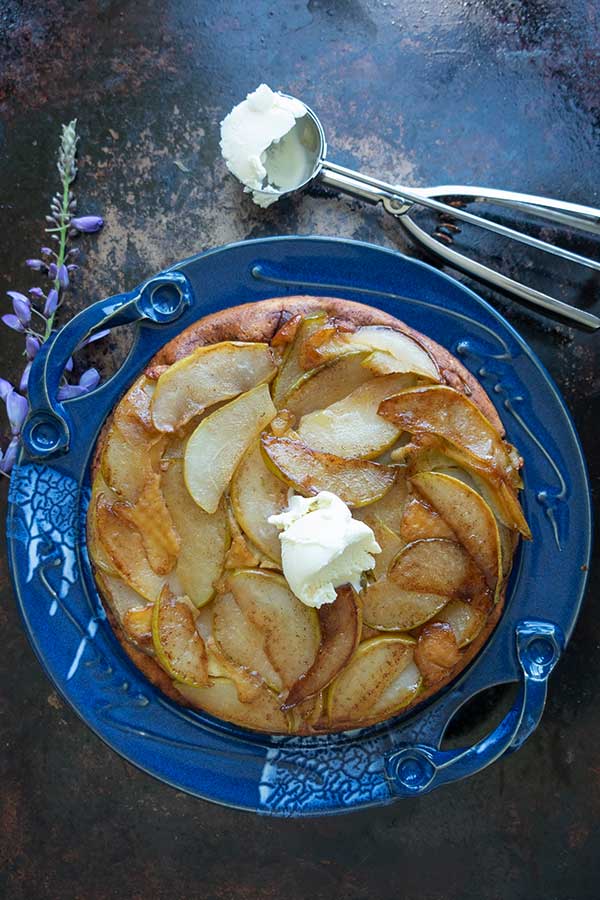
<box><xmin>6</xmin><ymin>237</ymin><xmax>592</xmax><ymax>816</ymax></box>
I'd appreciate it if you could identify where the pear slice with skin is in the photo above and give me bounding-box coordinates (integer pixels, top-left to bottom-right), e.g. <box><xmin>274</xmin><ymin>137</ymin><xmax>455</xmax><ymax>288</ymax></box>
<box><xmin>230</xmin><ymin>440</ymin><xmax>288</xmax><ymax>564</ymax></box>
<box><xmin>226</xmin><ymin>569</ymin><xmax>320</xmax><ymax>692</ymax></box>
<box><xmin>414</xmin><ymin>621</ymin><xmax>461</xmax><ymax>686</ymax></box>
<box><xmin>122</xmin><ymin>604</ymin><xmax>154</xmax><ymax>647</ymax></box>
<box><xmin>282</xmin><ymin>352</ymin><xmax>372</xmax><ymax>419</ymax></box>
<box><xmin>272</xmin><ymin>312</ymin><xmax>327</xmax><ymax>406</ymax></box>
<box><xmin>261</xmin><ymin>434</ymin><xmax>396</xmax><ymax>508</ymax></box>
<box><xmin>390</xmin><ymin>538</ymin><xmax>491</xmax><ymax>611</ymax></box>
<box><xmin>362</xmin><ymin>580</ymin><xmax>448</xmax><ymax>631</ymax></box>
<box><xmin>151</xmin><ymin>341</ymin><xmax>276</xmax><ymax>432</ymax></box>
<box><xmin>152</xmin><ymin>587</ymin><xmax>209</xmax><ymax>687</ymax></box>
<box><xmin>184</xmin><ymin>383</ymin><xmax>277</xmax><ymax>514</ymax></box>
<box><xmin>213</xmin><ymin>591</ymin><xmax>283</xmax><ymax>692</ymax></box>
<box><xmin>302</xmin><ymin>324</ymin><xmax>440</xmax><ymax>382</ymax></box>
<box><xmin>432</xmin><ymin>599</ymin><xmax>486</xmax><ymax>648</ymax></box>
<box><xmin>379</xmin><ymin>384</ymin><xmax>521</xmax><ymax>489</ymax></box>
<box><xmin>298</xmin><ymin>374</ymin><xmax>416</xmax><ymax>459</ymax></box>
<box><xmin>399</xmin><ymin>494</ymin><xmax>455</xmax><ymax>543</ymax></box>
<box><xmin>327</xmin><ymin>635</ymin><xmax>420</xmax><ymax>727</ymax></box>
<box><xmin>175</xmin><ymin>678</ymin><xmax>291</xmax><ymax>733</ymax></box>
<box><xmin>354</xmin><ymin>476</ymin><xmax>408</xmax><ymax>535</ymax></box>
<box><xmin>284</xmin><ymin>585</ymin><xmax>361</xmax><ymax>709</ymax></box>
<box><xmin>113</xmin><ymin>375</ymin><xmax>162</xmax><ymax>446</ymax></box>
<box><xmin>410</xmin><ymin>471</ymin><xmax>503</xmax><ymax>596</ymax></box>
<box><xmin>161</xmin><ymin>460</ymin><xmax>229</xmax><ymax>608</ymax></box>
<box><xmin>112</xmin><ymin>471</ymin><xmax>180</xmax><ymax>576</ymax></box>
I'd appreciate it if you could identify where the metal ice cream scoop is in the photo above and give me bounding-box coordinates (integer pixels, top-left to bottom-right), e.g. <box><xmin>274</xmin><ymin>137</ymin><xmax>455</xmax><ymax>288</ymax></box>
<box><xmin>259</xmin><ymin>94</ymin><xmax>600</xmax><ymax>329</ymax></box>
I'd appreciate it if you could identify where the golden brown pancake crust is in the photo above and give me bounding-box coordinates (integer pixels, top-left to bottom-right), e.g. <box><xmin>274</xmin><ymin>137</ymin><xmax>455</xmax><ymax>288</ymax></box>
<box><xmin>91</xmin><ymin>295</ymin><xmax>511</xmax><ymax>730</ymax></box>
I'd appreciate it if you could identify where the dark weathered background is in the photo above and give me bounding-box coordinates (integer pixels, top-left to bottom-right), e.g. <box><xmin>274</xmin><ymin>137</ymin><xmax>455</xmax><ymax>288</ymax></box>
<box><xmin>1</xmin><ymin>1</ymin><xmax>599</xmax><ymax>898</ymax></box>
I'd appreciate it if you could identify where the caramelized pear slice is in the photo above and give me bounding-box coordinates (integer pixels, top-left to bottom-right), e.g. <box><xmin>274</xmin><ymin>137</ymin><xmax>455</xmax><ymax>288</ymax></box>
<box><xmin>390</xmin><ymin>538</ymin><xmax>490</xmax><ymax>606</ymax></box>
<box><xmin>414</xmin><ymin>622</ymin><xmax>461</xmax><ymax>686</ymax></box>
<box><xmin>370</xmin><ymin>521</ymin><xmax>405</xmax><ymax>579</ymax></box>
<box><xmin>230</xmin><ymin>440</ymin><xmax>288</xmax><ymax>563</ymax></box>
<box><xmin>175</xmin><ymin>679</ymin><xmax>290</xmax><ymax>733</ymax></box>
<box><xmin>362</xmin><ymin>580</ymin><xmax>448</xmax><ymax>631</ymax></box>
<box><xmin>282</xmin><ymin>352</ymin><xmax>372</xmax><ymax>418</ymax></box>
<box><xmin>152</xmin><ymin>588</ymin><xmax>209</xmax><ymax>686</ymax></box>
<box><xmin>151</xmin><ymin>341</ymin><xmax>276</xmax><ymax>432</ymax></box>
<box><xmin>122</xmin><ymin>604</ymin><xmax>154</xmax><ymax>646</ymax></box>
<box><xmin>95</xmin><ymin>492</ymin><xmax>165</xmax><ymax>601</ymax></box>
<box><xmin>400</xmin><ymin>495</ymin><xmax>455</xmax><ymax>542</ymax></box>
<box><xmin>272</xmin><ymin>312</ymin><xmax>327</xmax><ymax>406</ymax></box>
<box><xmin>354</xmin><ymin>475</ymin><xmax>408</xmax><ymax>535</ymax></box>
<box><xmin>112</xmin><ymin>471</ymin><xmax>180</xmax><ymax>575</ymax></box>
<box><xmin>113</xmin><ymin>375</ymin><xmax>162</xmax><ymax>445</ymax></box>
<box><xmin>433</xmin><ymin>599</ymin><xmax>486</xmax><ymax>647</ymax></box>
<box><xmin>284</xmin><ymin>585</ymin><xmax>361</xmax><ymax>709</ymax></box>
<box><xmin>298</xmin><ymin>374</ymin><xmax>415</xmax><ymax>459</ymax></box>
<box><xmin>379</xmin><ymin>385</ymin><xmax>520</xmax><ymax>487</ymax></box>
<box><xmin>184</xmin><ymin>383</ymin><xmax>276</xmax><ymax>514</ymax></box>
<box><xmin>303</xmin><ymin>324</ymin><xmax>440</xmax><ymax>381</ymax></box>
<box><xmin>226</xmin><ymin>569</ymin><xmax>320</xmax><ymax>690</ymax></box>
<box><xmin>327</xmin><ymin>635</ymin><xmax>420</xmax><ymax>726</ymax></box>
<box><xmin>100</xmin><ymin>424</ymin><xmax>157</xmax><ymax>502</ymax></box>
<box><xmin>161</xmin><ymin>460</ymin><xmax>229</xmax><ymax>607</ymax></box>
<box><xmin>261</xmin><ymin>434</ymin><xmax>396</xmax><ymax>508</ymax></box>
<box><xmin>411</xmin><ymin>471</ymin><xmax>502</xmax><ymax>595</ymax></box>
<box><xmin>213</xmin><ymin>592</ymin><xmax>283</xmax><ymax>692</ymax></box>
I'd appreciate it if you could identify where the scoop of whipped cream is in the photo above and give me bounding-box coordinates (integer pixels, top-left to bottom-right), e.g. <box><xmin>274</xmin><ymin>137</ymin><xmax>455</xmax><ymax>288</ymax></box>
<box><xmin>219</xmin><ymin>83</ymin><xmax>308</xmax><ymax>208</ymax></box>
<box><xmin>268</xmin><ymin>491</ymin><xmax>381</xmax><ymax>608</ymax></box>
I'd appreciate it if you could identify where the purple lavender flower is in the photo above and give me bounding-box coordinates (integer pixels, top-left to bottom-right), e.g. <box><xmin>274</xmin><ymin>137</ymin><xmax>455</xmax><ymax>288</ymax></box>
<box><xmin>0</xmin><ymin>378</ymin><xmax>13</xmax><ymax>401</ymax></box>
<box><xmin>8</xmin><ymin>292</ymin><xmax>31</xmax><ymax>326</ymax></box>
<box><xmin>0</xmin><ymin>437</ymin><xmax>19</xmax><ymax>474</ymax></box>
<box><xmin>70</xmin><ymin>216</ymin><xmax>104</xmax><ymax>233</ymax></box>
<box><xmin>26</xmin><ymin>335</ymin><xmax>40</xmax><ymax>359</ymax></box>
<box><xmin>64</xmin><ymin>356</ymin><xmax>74</xmax><ymax>373</ymax></box>
<box><xmin>67</xmin><ymin>264</ymin><xmax>79</xmax><ymax>273</ymax></box>
<box><xmin>57</xmin><ymin>384</ymin><xmax>87</xmax><ymax>400</ymax></box>
<box><xmin>57</xmin><ymin>264</ymin><xmax>69</xmax><ymax>288</ymax></box>
<box><xmin>6</xmin><ymin>390</ymin><xmax>28</xmax><ymax>435</ymax></box>
<box><xmin>40</xmin><ymin>246</ymin><xmax>53</xmax><ymax>256</ymax></box>
<box><xmin>28</xmin><ymin>287</ymin><xmax>45</xmax><ymax>299</ymax></box>
<box><xmin>44</xmin><ymin>289</ymin><xmax>59</xmax><ymax>316</ymax></box>
<box><xmin>79</xmin><ymin>368</ymin><xmax>100</xmax><ymax>391</ymax></box>
<box><xmin>2</xmin><ymin>314</ymin><xmax>25</xmax><ymax>332</ymax></box>
<box><xmin>26</xmin><ymin>258</ymin><xmax>45</xmax><ymax>270</ymax></box>
<box><xmin>48</xmin><ymin>262</ymin><xmax>58</xmax><ymax>279</ymax></box>
<box><xmin>76</xmin><ymin>328</ymin><xmax>110</xmax><ymax>350</ymax></box>
<box><xmin>19</xmin><ymin>363</ymin><xmax>31</xmax><ymax>393</ymax></box>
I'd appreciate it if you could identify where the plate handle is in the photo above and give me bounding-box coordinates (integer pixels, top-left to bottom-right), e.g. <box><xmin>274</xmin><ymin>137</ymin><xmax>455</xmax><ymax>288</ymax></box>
<box><xmin>22</xmin><ymin>271</ymin><xmax>192</xmax><ymax>459</ymax></box>
<box><xmin>384</xmin><ymin>620</ymin><xmax>564</xmax><ymax>796</ymax></box>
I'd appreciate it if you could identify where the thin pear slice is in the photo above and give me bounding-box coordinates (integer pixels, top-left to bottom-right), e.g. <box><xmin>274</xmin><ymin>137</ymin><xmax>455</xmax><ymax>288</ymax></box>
<box><xmin>184</xmin><ymin>383</ymin><xmax>276</xmax><ymax>514</ymax></box>
<box><xmin>282</xmin><ymin>352</ymin><xmax>372</xmax><ymax>419</ymax></box>
<box><xmin>379</xmin><ymin>385</ymin><xmax>521</xmax><ymax>487</ymax></box>
<box><xmin>414</xmin><ymin>622</ymin><xmax>461</xmax><ymax>686</ymax></box>
<box><xmin>284</xmin><ymin>585</ymin><xmax>361</xmax><ymax>709</ymax></box>
<box><xmin>95</xmin><ymin>492</ymin><xmax>165</xmax><ymax>601</ymax></box>
<box><xmin>362</xmin><ymin>580</ymin><xmax>448</xmax><ymax>631</ymax></box>
<box><xmin>152</xmin><ymin>588</ymin><xmax>209</xmax><ymax>686</ymax></box>
<box><xmin>371</xmin><ymin>521</ymin><xmax>404</xmax><ymax>579</ymax></box>
<box><xmin>390</xmin><ymin>538</ymin><xmax>490</xmax><ymax>606</ymax></box>
<box><xmin>391</xmin><ymin>436</ymin><xmax>531</xmax><ymax>539</ymax></box>
<box><xmin>261</xmin><ymin>434</ymin><xmax>396</xmax><ymax>508</ymax></box>
<box><xmin>433</xmin><ymin>599</ymin><xmax>486</xmax><ymax>647</ymax></box>
<box><xmin>226</xmin><ymin>569</ymin><xmax>320</xmax><ymax>690</ymax></box>
<box><xmin>161</xmin><ymin>460</ymin><xmax>229</xmax><ymax>607</ymax></box>
<box><xmin>122</xmin><ymin>604</ymin><xmax>154</xmax><ymax>646</ymax></box>
<box><xmin>112</xmin><ymin>471</ymin><xmax>180</xmax><ymax>576</ymax></box>
<box><xmin>94</xmin><ymin>570</ymin><xmax>144</xmax><ymax>622</ymax></box>
<box><xmin>175</xmin><ymin>678</ymin><xmax>290</xmax><ymax>733</ymax></box>
<box><xmin>411</xmin><ymin>471</ymin><xmax>502</xmax><ymax>595</ymax></box>
<box><xmin>230</xmin><ymin>440</ymin><xmax>288</xmax><ymax>563</ymax></box>
<box><xmin>114</xmin><ymin>375</ymin><xmax>162</xmax><ymax>446</ymax></box>
<box><xmin>272</xmin><ymin>312</ymin><xmax>327</xmax><ymax>406</ymax></box>
<box><xmin>297</xmin><ymin>374</ymin><xmax>415</xmax><ymax>459</ymax></box>
<box><xmin>151</xmin><ymin>341</ymin><xmax>276</xmax><ymax>432</ymax></box>
<box><xmin>303</xmin><ymin>324</ymin><xmax>440</xmax><ymax>381</ymax></box>
<box><xmin>213</xmin><ymin>592</ymin><xmax>283</xmax><ymax>692</ymax></box>
<box><xmin>100</xmin><ymin>424</ymin><xmax>159</xmax><ymax>502</ymax></box>
<box><xmin>400</xmin><ymin>495</ymin><xmax>455</xmax><ymax>543</ymax></box>
<box><xmin>327</xmin><ymin>635</ymin><xmax>420</xmax><ymax>726</ymax></box>
<box><xmin>354</xmin><ymin>475</ymin><xmax>408</xmax><ymax>535</ymax></box>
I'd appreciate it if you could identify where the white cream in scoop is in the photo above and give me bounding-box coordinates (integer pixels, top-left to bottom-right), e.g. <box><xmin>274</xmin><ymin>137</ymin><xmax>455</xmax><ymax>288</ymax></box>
<box><xmin>268</xmin><ymin>491</ymin><xmax>381</xmax><ymax>608</ymax></box>
<box><xmin>219</xmin><ymin>83</ymin><xmax>309</xmax><ymax>207</ymax></box>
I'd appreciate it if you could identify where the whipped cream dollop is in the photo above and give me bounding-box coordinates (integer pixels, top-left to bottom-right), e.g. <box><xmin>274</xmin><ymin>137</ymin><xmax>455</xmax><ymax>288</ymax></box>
<box><xmin>219</xmin><ymin>84</ymin><xmax>309</xmax><ymax>207</ymax></box>
<box><xmin>268</xmin><ymin>491</ymin><xmax>381</xmax><ymax>608</ymax></box>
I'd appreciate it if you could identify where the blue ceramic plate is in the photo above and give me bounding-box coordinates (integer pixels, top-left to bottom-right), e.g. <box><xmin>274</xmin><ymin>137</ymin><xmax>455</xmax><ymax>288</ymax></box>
<box><xmin>7</xmin><ymin>237</ymin><xmax>591</xmax><ymax>816</ymax></box>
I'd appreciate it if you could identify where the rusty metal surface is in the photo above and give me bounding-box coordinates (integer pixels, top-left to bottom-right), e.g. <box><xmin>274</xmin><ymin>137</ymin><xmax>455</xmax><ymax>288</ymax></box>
<box><xmin>0</xmin><ymin>1</ymin><xmax>599</xmax><ymax>898</ymax></box>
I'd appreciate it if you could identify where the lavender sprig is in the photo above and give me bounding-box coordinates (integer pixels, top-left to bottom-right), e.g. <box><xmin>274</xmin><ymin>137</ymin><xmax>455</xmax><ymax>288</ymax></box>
<box><xmin>0</xmin><ymin>120</ymin><xmax>105</xmax><ymax>477</ymax></box>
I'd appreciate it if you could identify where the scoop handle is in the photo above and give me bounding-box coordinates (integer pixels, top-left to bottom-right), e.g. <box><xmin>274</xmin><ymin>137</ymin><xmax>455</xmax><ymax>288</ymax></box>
<box><xmin>22</xmin><ymin>271</ymin><xmax>192</xmax><ymax>460</ymax></box>
<box><xmin>384</xmin><ymin>619</ymin><xmax>564</xmax><ymax>796</ymax></box>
